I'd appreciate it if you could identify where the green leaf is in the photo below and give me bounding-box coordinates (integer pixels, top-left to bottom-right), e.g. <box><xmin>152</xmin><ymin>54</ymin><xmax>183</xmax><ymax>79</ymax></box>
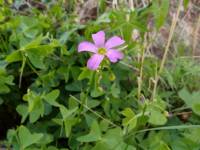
<box><xmin>110</xmin><ymin>83</ymin><xmax>120</xmax><ymax>98</ymax></box>
<box><xmin>47</xmin><ymin>146</ymin><xmax>61</xmax><ymax>150</ymax></box>
<box><xmin>18</xmin><ymin>126</ymin><xmax>43</xmax><ymax>149</ymax></box>
<box><xmin>29</xmin><ymin>104</ymin><xmax>44</xmax><ymax>123</ymax></box>
<box><xmin>0</xmin><ymin>75</ymin><xmax>14</xmax><ymax>94</ymax></box>
<box><xmin>59</xmin><ymin>105</ymin><xmax>77</xmax><ymax>120</ymax></box>
<box><xmin>22</xmin><ymin>34</ymin><xmax>44</xmax><ymax>50</ymax></box>
<box><xmin>184</xmin><ymin>128</ymin><xmax>200</xmax><ymax>144</ymax></box>
<box><xmin>87</xmin><ymin>99</ymin><xmax>101</xmax><ymax>109</ymax></box>
<box><xmin>77</xmin><ymin>120</ymin><xmax>101</xmax><ymax>142</ymax></box>
<box><xmin>57</xmin><ymin>66</ymin><xmax>69</xmax><ymax>82</ymax></box>
<box><xmin>24</xmin><ymin>37</ymin><xmax>58</xmax><ymax>69</ymax></box>
<box><xmin>52</xmin><ymin>118</ymin><xmax>63</xmax><ymax>126</ymax></box>
<box><xmin>7</xmin><ymin>129</ymin><xmax>17</xmax><ymax>146</ymax></box>
<box><xmin>93</xmin><ymin>128</ymin><xmax>135</xmax><ymax>150</ymax></box>
<box><xmin>23</xmin><ymin>90</ymin><xmax>44</xmax><ymax>123</ymax></box>
<box><xmin>0</xmin><ymin>84</ymin><xmax>10</xmax><ymax>93</ymax></box>
<box><xmin>64</xmin><ymin>118</ymin><xmax>77</xmax><ymax>137</ymax></box>
<box><xmin>65</xmin><ymin>81</ymin><xmax>82</xmax><ymax>92</ymax></box>
<box><xmin>156</xmin><ymin>141</ymin><xmax>171</xmax><ymax>150</ymax></box>
<box><xmin>68</xmin><ymin>96</ymin><xmax>79</xmax><ymax>109</ymax></box>
<box><xmin>26</xmin><ymin>50</ymin><xmax>44</xmax><ymax>68</ymax></box>
<box><xmin>44</xmin><ymin>89</ymin><xmax>60</xmax><ymax>106</ymax></box>
<box><xmin>91</xmin><ymin>87</ymin><xmax>105</xmax><ymax>98</ymax></box>
<box><xmin>178</xmin><ymin>88</ymin><xmax>192</xmax><ymax>107</ymax></box>
<box><xmin>192</xmin><ymin>103</ymin><xmax>200</xmax><ymax>116</ymax></box>
<box><xmin>78</xmin><ymin>67</ymin><xmax>93</xmax><ymax>80</ymax></box>
<box><xmin>59</xmin><ymin>30</ymin><xmax>77</xmax><ymax>45</ymax></box>
<box><xmin>24</xmin><ymin>91</ymin><xmax>40</xmax><ymax>112</ymax></box>
<box><xmin>6</xmin><ymin>50</ymin><xmax>23</xmax><ymax>63</ymax></box>
<box><xmin>37</xmin><ymin>133</ymin><xmax>54</xmax><ymax>145</ymax></box>
<box><xmin>16</xmin><ymin>104</ymin><xmax>28</xmax><ymax>123</ymax></box>
<box><xmin>26</xmin><ymin>47</ymin><xmax>53</xmax><ymax>69</ymax></box>
<box><xmin>99</xmin><ymin>120</ymin><xmax>109</xmax><ymax>132</ymax></box>
<box><xmin>152</xmin><ymin>0</ymin><xmax>169</xmax><ymax>29</ymax></box>
<box><xmin>148</xmin><ymin>109</ymin><xmax>167</xmax><ymax>125</ymax></box>
<box><xmin>122</xmin><ymin>108</ymin><xmax>137</xmax><ymax>130</ymax></box>
<box><xmin>59</xmin><ymin>105</ymin><xmax>78</xmax><ymax>137</ymax></box>
<box><xmin>179</xmin><ymin>88</ymin><xmax>200</xmax><ymax>116</ymax></box>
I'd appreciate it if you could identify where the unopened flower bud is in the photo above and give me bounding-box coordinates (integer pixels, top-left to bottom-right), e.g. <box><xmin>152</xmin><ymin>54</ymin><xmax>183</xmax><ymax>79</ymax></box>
<box><xmin>164</xmin><ymin>111</ymin><xmax>171</xmax><ymax>117</ymax></box>
<box><xmin>132</xmin><ymin>29</ymin><xmax>140</xmax><ymax>41</ymax></box>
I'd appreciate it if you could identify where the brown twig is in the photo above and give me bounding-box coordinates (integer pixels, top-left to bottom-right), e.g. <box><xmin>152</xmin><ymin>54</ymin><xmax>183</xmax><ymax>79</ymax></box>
<box><xmin>192</xmin><ymin>15</ymin><xmax>200</xmax><ymax>56</ymax></box>
<box><xmin>151</xmin><ymin>1</ymin><xmax>182</xmax><ymax>100</ymax></box>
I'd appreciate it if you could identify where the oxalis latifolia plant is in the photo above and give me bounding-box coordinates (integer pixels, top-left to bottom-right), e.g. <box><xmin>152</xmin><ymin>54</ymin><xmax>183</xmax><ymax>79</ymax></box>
<box><xmin>77</xmin><ymin>30</ymin><xmax>126</xmax><ymax>98</ymax></box>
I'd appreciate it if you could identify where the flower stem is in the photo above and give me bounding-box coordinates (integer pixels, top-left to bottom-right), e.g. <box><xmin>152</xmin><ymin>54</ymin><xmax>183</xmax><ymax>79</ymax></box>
<box><xmin>137</xmin><ymin>46</ymin><xmax>145</xmax><ymax>100</ymax></box>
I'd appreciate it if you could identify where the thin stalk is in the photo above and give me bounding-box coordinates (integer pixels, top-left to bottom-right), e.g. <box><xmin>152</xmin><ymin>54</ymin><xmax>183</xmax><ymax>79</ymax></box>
<box><xmin>129</xmin><ymin>0</ymin><xmax>134</xmax><ymax>10</ymax></box>
<box><xmin>151</xmin><ymin>1</ymin><xmax>182</xmax><ymax>100</ymax></box>
<box><xmin>135</xmin><ymin>124</ymin><xmax>200</xmax><ymax>133</ymax></box>
<box><xmin>70</xmin><ymin>95</ymin><xmax>119</xmax><ymax>128</ymax></box>
<box><xmin>138</xmin><ymin>33</ymin><xmax>148</xmax><ymax>100</ymax></box>
<box><xmin>192</xmin><ymin>15</ymin><xmax>200</xmax><ymax>56</ymax></box>
<box><xmin>171</xmin><ymin>106</ymin><xmax>190</xmax><ymax>112</ymax></box>
<box><xmin>26</xmin><ymin>58</ymin><xmax>40</xmax><ymax>76</ymax></box>
<box><xmin>137</xmin><ymin>46</ymin><xmax>145</xmax><ymax>100</ymax></box>
<box><xmin>173</xmin><ymin>111</ymin><xmax>192</xmax><ymax>117</ymax></box>
<box><xmin>112</xmin><ymin>0</ymin><xmax>118</xmax><ymax>9</ymax></box>
<box><xmin>125</xmin><ymin>124</ymin><xmax>200</xmax><ymax>139</ymax></box>
<box><xmin>119</xmin><ymin>61</ymin><xmax>139</xmax><ymax>72</ymax></box>
<box><xmin>19</xmin><ymin>56</ymin><xmax>26</xmax><ymax>88</ymax></box>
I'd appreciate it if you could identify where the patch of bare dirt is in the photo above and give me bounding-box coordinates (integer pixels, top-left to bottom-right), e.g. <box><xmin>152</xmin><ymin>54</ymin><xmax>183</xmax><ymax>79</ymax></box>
<box><xmin>152</xmin><ymin>0</ymin><xmax>200</xmax><ymax>58</ymax></box>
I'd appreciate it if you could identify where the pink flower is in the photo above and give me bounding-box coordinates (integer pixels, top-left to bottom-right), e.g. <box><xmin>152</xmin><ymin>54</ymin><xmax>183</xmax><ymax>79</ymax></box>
<box><xmin>78</xmin><ymin>31</ymin><xmax>125</xmax><ymax>70</ymax></box>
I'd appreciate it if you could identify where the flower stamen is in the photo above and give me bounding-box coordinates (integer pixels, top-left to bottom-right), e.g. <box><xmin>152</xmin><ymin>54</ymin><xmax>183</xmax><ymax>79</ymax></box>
<box><xmin>98</xmin><ymin>48</ymin><xmax>107</xmax><ymax>55</ymax></box>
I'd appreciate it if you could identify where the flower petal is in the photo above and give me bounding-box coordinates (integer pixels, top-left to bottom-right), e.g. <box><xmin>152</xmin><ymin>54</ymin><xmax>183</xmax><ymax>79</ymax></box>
<box><xmin>78</xmin><ymin>41</ymin><xmax>97</xmax><ymax>53</ymax></box>
<box><xmin>106</xmin><ymin>49</ymin><xmax>124</xmax><ymax>63</ymax></box>
<box><xmin>87</xmin><ymin>54</ymin><xmax>104</xmax><ymax>70</ymax></box>
<box><xmin>92</xmin><ymin>31</ymin><xmax>105</xmax><ymax>47</ymax></box>
<box><xmin>105</xmin><ymin>36</ymin><xmax>125</xmax><ymax>49</ymax></box>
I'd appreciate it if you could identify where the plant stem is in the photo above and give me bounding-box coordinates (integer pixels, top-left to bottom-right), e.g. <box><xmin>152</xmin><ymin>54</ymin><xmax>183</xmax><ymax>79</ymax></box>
<box><xmin>19</xmin><ymin>55</ymin><xmax>26</xmax><ymax>88</ymax></box>
<box><xmin>70</xmin><ymin>95</ymin><xmax>119</xmax><ymax>127</ymax></box>
<box><xmin>137</xmin><ymin>43</ymin><xmax>146</xmax><ymax>100</ymax></box>
<box><xmin>151</xmin><ymin>1</ymin><xmax>182</xmax><ymax>100</ymax></box>
<box><xmin>192</xmin><ymin>15</ymin><xmax>200</xmax><ymax>56</ymax></box>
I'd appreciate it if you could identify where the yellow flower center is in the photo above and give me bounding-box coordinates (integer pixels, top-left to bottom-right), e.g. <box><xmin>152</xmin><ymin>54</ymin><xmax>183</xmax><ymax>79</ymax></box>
<box><xmin>98</xmin><ymin>48</ymin><xmax>106</xmax><ymax>55</ymax></box>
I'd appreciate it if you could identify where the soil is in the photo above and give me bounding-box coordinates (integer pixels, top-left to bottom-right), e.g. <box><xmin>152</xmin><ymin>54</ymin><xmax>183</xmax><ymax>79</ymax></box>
<box><xmin>0</xmin><ymin>104</ymin><xmax>20</xmax><ymax>140</ymax></box>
